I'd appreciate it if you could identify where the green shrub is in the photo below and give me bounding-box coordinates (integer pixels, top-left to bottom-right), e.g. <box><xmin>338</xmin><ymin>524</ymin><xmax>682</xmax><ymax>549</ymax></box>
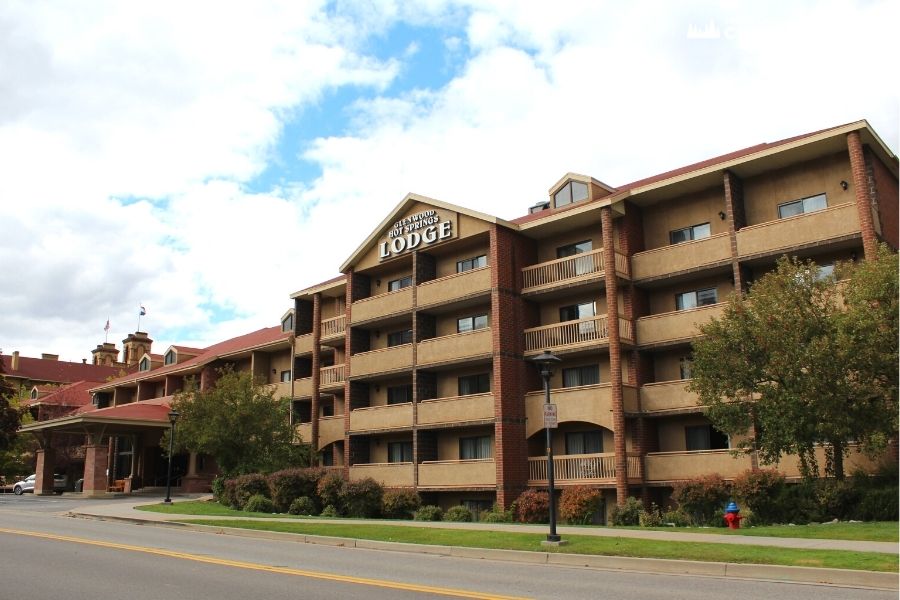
<box><xmin>414</xmin><ymin>505</ymin><xmax>443</xmax><ymax>521</ymax></box>
<box><xmin>288</xmin><ymin>496</ymin><xmax>317</xmax><ymax>516</ymax></box>
<box><xmin>232</xmin><ymin>473</ymin><xmax>270</xmax><ymax>510</ymax></box>
<box><xmin>559</xmin><ymin>486</ymin><xmax>601</xmax><ymax>525</ymax></box>
<box><xmin>269</xmin><ymin>468</ymin><xmax>325</xmax><ymax>513</ymax></box>
<box><xmin>774</xmin><ymin>482</ymin><xmax>823</xmax><ymax>524</ymax></box>
<box><xmin>211</xmin><ymin>476</ymin><xmax>226</xmax><ymax>502</ymax></box>
<box><xmin>220</xmin><ymin>478</ymin><xmax>239</xmax><ymax>508</ymax></box>
<box><xmin>382</xmin><ymin>488</ymin><xmax>421</xmax><ymax>519</ymax></box>
<box><xmin>855</xmin><ymin>487</ymin><xmax>899</xmax><ymax>521</ymax></box>
<box><xmin>513</xmin><ymin>489</ymin><xmax>549</xmax><ymax>524</ymax></box>
<box><xmin>320</xmin><ymin>504</ymin><xmax>339</xmax><ymax>518</ymax></box>
<box><xmin>662</xmin><ymin>508</ymin><xmax>692</xmax><ymax>527</ymax></box>
<box><xmin>481</xmin><ymin>510</ymin><xmax>512</xmax><ymax>523</ymax></box>
<box><xmin>731</xmin><ymin>469</ymin><xmax>785</xmax><ymax>525</ymax></box>
<box><xmin>611</xmin><ymin>496</ymin><xmax>643</xmax><ymax>526</ymax></box>
<box><xmin>672</xmin><ymin>474</ymin><xmax>730</xmax><ymax>526</ymax></box>
<box><xmin>815</xmin><ymin>479</ymin><xmax>860</xmax><ymax>521</ymax></box>
<box><xmin>317</xmin><ymin>471</ymin><xmax>345</xmax><ymax>514</ymax></box>
<box><xmin>244</xmin><ymin>494</ymin><xmax>275</xmax><ymax>513</ymax></box>
<box><xmin>445</xmin><ymin>506</ymin><xmax>473</xmax><ymax>522</ymax></box>
<box><xmin>639</xmin><ymin>502</ymin><xmax>663</xmax><ymax>527</ymax></box>
<box><xmin>341</xmin><ymin>477</ymin><xmax>383</xmax><ymax>518</ymax></box>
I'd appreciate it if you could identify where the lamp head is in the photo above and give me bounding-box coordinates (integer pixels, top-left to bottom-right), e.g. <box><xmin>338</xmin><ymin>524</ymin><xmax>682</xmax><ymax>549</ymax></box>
<box><xmin>168</xmin><ymin>409</ymin><xmax>180</xmax><ymax>425</ymax></box>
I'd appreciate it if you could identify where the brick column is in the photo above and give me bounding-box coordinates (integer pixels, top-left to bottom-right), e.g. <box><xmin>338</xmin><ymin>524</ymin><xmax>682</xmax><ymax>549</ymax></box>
<box><xmin>310</xmin><ymin>292</ymin><xmax>322</xmax><ymax>453</ymax></box>
<box><xmin>847</xmin><ymin>131</ymin><xmax>878</xmax><ymax>260</ymax></box>
<box><xmin>34</xmin><ymin>445</ymin><xmax>56</xmax><ymax>495</ymax></box>
<box><xmin>723</xmin><ymin>170</ymin><xmax>749</xmax><ymax>294</ymax></box>
<box><xmin>342</xmin><ymin>269</ymin><xmax>355</xmax><ymax>479</ymax></box>
<box><xmin>411</xmin><ymin>251</ymin><xmax>420</xmax><ymax>488</ymax></box>
<box><xmin>83</xmin><ymin>442</ymin><xmax>110</xmax><ymax>496</ymax></box>
<box><xmin>602</xmin><ymin>206</ymin><xmax>628</xmax><ymax>505</ymax></box>
<box><xmin>490</xmin><ymin>224</ymin><xmax>535</xmax><ymax>508</ymax></box>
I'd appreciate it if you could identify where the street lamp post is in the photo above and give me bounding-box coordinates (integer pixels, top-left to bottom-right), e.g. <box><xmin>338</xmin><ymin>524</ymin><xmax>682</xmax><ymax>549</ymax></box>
<box><xmin>529</xmin><ymin>350</ymin><xmax>562</xmax><ymax>544</ymax></box>
<box><xmin>163</xmin><ymin>409</ymin><xmax>180</xmax><ymax>504</ymax></box>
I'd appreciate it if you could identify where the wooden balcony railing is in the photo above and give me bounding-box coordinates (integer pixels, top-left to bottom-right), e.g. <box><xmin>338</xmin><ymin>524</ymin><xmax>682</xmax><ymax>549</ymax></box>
<box><xmin>528</xmin><ymin>452</ymin><xmax>643</xmax><ymax>483</ymax></box>
<box><xmin>522</xmin><ymin>249</ymin><xmax>604</xmax><ymax>290</ymax></box>
<box><xmin>321</xmin><ymin>315</ymin><xmax>346</xmax><ymax>339</ymax></box>
<box><xmin>320</xmin><ymin>364</ymin><xmax>345</xmax><ymax>387</ymax></box>
<box><xmin>524</xmin><ymin>315</ymin><xmax>632</xmax><ymax>352</ymax></box>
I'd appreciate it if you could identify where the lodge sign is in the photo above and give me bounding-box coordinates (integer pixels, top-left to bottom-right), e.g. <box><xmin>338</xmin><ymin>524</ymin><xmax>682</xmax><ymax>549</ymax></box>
<box><xmin>379</xmin><ymin>209</ymin><xmax>453</xmax><ymax>259</ymax></box>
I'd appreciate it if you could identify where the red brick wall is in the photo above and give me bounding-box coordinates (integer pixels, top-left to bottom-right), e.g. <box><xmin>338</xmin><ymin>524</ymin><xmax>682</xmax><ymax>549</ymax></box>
<box><xmin>490</xmin><ymin>224</ymin><xmax>537</xmax><ymax>507</ymax></box>
<box><xmin>865</xmin><ymin>146</ymin><xmax>899</xmax><ymax>250</ymax></box>
<box><xmin>83</xmin><ymin>443</ymin><xmax>109</xmax><ymax>494</ymax></box>
<box><xmin>847</xmin><ymin>132</ymin><xmax>879</xmax><ymax>259</ymax></box>
<box><xmin>310</xmin><ymin>293</ymin><xmax>322</xmax><ymax>451</ymax></box>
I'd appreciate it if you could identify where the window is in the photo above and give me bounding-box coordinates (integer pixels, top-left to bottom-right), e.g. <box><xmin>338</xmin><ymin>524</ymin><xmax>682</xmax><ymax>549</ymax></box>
<box><xmin>164</xmin><ymin>350</ymin><xmax>176</xmax><ymax>365</ymax></box>
<box><xmin>459</xmin><ymin>436</ymin><xmax>492</xmax><ymax>460</ymax></box>
<box><xmin>670</xmin><ymin>222</ymin><xmax>711</xmax><ymax>244</ymax></box>
<box><xmin>139</xmin><ymin>356</ymin><xmax>150</xmax><ymax>372</ymax></box>
<box><xmin>562</xmin><ymin>365</ymin><xmax>600</xmax><ymax>387</ymax></box>
<box><xmin>556</xmin><ymin>240</ymin><xmax>592</xmax><ymax>258</ymax></box>
<box><xmin>320</xmin><ymin>403</ymin><xmax>334</xmax><ymax>418</ymax></box>
<box><xmin>281</xmin><ymin>313</ymin><xmax>294</xmax><ymax>333</ymax></box>
<box><xmin>463</xmin><ymin>499</ymin><xmax>493</xmax><ymax>516</ymax></box>
<box><xmin>387</xmin><ymin>329</ymin><xmax>413</xmax><ymax>346</ymax></box>
<box><xmin>320</xmin><ymin>451</ymin><xmax>334</xmax><ymax>467</ymax></box>
<box><xmin>387</xmin><ymin>384</ymin><xmax>413</xmax><ymax>405</ymax></box>
<box><xmin>388</xmin><ymin>275</ymin><xmax>413</xmax><ymax>291</ymax></box>
<box><xmin>565</xmin><ymin>431</ymin><xmax>603</xmax><ymax>454</ymax></box>
<box><xmin>675</xmin><ymin>288</ymin><xmax>717</xmax><ymax>310</ymax></box>
<box><xmin>685</xmin><ymin>424</ymin><xmax>729</xmax><ymax>451</ymax></box>
<box><xmin>559</xmin><ymin>301</ymin><xmax>595</xmax><ymax>322</ymax></box>
<box><xmin>554</xmin><ymin>180</ymin><xmax>589</xmax><ymax>208</ymax></box>
<box><xmin>280</xmin><ymin>370</ymin><xmax>291</xmax><ymax>383</ymax></box>
<box><xmin>30</xmin><ymin>388</ymin><xmax>38</xmax><ymax>400</ymax></box>
<box><xmin>778</xmin><ymin>193</ymin><xmax>827</xmax><ymax>218</ymax></box>
<box><xmin>457</xmin><ymin>314</ymin><xmax>488</xmax><ymax>333</ymax></box>
<box><xmin>815</xmin><ymin>263</ymin><xmax>835</xmax><ymax>281</ymax></box>
<box><xmin>458</xmin><ymin>373</ymin><xmax>490</xmax><ymax>396</ymax></box>
<box><xmin>457</xmin><ymin>255</ymin><xmax>487</xmax><ymax>273</ymax></box>
<box><xmin>388</xmin><ymin>441</ymin><xmax>413</xmax><ymax>463</ymax></box>
<box><xmin>679</xmin><ymin>356</ymin><xmax>694</xmax><ymax>380</ymax></box>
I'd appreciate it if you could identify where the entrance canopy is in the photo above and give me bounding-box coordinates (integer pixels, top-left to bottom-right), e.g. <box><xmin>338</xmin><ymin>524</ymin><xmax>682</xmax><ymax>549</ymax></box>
<box><xmin>19</xmin><ymin>397</ymin><xmax>174</xmax><ymax>439</ymax></box>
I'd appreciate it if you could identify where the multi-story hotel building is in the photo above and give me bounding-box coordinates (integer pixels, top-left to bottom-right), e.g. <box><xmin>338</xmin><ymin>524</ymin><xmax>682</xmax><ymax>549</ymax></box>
<box><xmin>288</xmin><ymin>119</ymin><xmax>896</xmax><ymax>516</ymax></box>
<box><xmin>18</xmin><ymin>120</ymin><xmax>897</xmax><ymax>516</ymax></box>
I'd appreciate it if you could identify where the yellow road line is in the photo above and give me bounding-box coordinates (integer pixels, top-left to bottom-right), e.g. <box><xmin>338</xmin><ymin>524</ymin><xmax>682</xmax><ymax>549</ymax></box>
<box><xmin>0</xmin><ymin>527</ymin><xmax>529</xmax><ymax>600</ymax></box>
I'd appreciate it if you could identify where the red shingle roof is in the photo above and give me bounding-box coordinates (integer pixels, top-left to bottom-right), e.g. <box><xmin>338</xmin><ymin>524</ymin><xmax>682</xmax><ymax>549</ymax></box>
<box><xmin>72</xmin><ymin>396</ymin><xmax>172</xmax><ymax>421</ymax></box>
<box><xmin>24</xmin><ymin>380</ymin><xmax>96</xmax><ymax>408</ymax></box>
<box><xmin>1</xmin><ymin>354</ymin><xmax>123</xmax><ymax>385</ymax></box>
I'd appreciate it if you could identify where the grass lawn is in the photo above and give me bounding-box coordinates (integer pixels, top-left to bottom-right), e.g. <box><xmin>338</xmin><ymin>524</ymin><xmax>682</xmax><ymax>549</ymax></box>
<box><xmin>136</xmin><ymin>501</ymin><xmax>897</xmax><ymax>572</ymax></box>
<box><xmin>178</xmin><ymin>518</ymin><xmax>897</xmax><ymax>572</ymax></box>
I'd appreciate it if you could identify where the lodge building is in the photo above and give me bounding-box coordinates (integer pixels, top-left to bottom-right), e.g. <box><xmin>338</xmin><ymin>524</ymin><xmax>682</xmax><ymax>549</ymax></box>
<box><xmin>19</xmin><ymin>120</ymin><xmax>898</xmax><ymax>517</ymax></box>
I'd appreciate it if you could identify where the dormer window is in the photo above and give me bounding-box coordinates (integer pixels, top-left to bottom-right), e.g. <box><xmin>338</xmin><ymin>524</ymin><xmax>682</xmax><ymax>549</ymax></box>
<box><xmin>281</xmin><ymin>313</ymin><xmax>294</xmax><ymax>333</ymax></box>
<box><xmin>553</xmin><ymin>181</ymin><xmax>589</xmax><ymax>208</ymax></box>
<box><xmin>164</xmin><ymin>350</ymin><xmax>176</xmax><ymax>365</ymax></box>
<box><xmin>30</xmin><ymin>388</ymin><xmax>38</xmax><ymax>400</ymax></box>
<box><xmin>139</xmin><ymin>356</ymin><xmax>150</xmax><ymax>372</ymax></box>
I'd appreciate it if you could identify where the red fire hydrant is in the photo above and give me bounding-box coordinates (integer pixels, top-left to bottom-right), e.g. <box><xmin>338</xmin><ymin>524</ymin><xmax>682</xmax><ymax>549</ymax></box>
<box><xmin>723</xmin><ymin>501</ymin><xmax>742</xmax><ymax>529</ymax></box>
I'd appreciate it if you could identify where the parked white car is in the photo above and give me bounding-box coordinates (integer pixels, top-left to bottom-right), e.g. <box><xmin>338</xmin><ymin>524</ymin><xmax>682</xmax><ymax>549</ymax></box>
<box><xmin>13</xmin><ymin>474</ymin><xmax>67</xmax><ymax>495</ymax></box>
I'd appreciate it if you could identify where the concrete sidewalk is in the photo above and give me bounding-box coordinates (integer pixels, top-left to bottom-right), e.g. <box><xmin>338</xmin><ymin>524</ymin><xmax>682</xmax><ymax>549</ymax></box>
<box><xmin>60</xmin><ymin>494</ymin><xmax>898</xmax><ymax>591</ymax></box>
<box><xmin>66</xmin><ymin>494</ymin><xmax>898</xmax><ymax>555</ymax></box>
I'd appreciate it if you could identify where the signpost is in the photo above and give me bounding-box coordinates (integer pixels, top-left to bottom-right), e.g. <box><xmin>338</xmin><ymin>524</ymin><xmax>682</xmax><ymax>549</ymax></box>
<box><xmin>543</xmin><ymin>403</ymin><xmax>558</xmax><ymax>429</ymax></box>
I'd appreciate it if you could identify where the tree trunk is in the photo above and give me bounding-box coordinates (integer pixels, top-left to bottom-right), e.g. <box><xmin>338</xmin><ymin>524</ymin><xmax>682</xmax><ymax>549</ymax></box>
<box><xmin>831</xmin><ymin>439</ymin><xmax>845</xmax><ymax>480</ymax></box>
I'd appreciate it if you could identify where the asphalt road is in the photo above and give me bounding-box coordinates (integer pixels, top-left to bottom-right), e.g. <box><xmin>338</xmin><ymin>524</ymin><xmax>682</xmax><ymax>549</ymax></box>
<box><xmin>0</xmin><ymin>496</ymin><xmax>894</xmax><ymax>600</ymax></box>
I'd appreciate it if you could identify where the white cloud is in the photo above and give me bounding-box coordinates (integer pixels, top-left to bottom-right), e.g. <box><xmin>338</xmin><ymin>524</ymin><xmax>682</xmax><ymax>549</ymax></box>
<box><xmin>0</xmin><ymin>0</ymin><xmax>896</xmax><ymax>365</ymax></box>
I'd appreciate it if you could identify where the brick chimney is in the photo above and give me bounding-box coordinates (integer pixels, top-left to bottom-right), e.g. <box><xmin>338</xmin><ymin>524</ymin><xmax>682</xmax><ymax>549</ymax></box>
<box><xmin>41</xmin><ymin>353</ymin><xmax>59</xmax><ymax>361</ymax></box>
<box><xmin>11</xmin><ymin>351</ymin><xmax>19</xmax><ymax>370</ymax></box>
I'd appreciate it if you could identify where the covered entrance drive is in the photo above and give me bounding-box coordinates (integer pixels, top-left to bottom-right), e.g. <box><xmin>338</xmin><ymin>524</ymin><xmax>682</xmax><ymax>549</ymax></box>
<box><xmin>19</xmin><ymin>399</ymin><xmax>187</xmax><ymax>497</ymax></box>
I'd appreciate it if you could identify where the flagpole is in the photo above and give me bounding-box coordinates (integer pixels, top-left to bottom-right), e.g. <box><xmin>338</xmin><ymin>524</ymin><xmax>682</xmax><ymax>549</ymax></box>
<box><xmin>137</xmin><ymin>303</ymin><xmax>142</xmax><ymax>332</ymax></box>
<box><xmin>104</xmin><ymin>317</ymin><xmax>110</xmax><ymax>343</ymax></box>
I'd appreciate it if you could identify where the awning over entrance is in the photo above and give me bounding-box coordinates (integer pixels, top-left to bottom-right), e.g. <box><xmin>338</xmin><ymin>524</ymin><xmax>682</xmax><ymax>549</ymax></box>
<box><xmin>19</xmin><ymin>397</ymin><xmax>173</xmax><ymax>437</ymax></box>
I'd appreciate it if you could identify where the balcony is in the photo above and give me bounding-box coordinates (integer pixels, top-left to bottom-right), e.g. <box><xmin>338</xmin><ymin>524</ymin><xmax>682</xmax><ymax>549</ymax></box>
<box><xmin>350</xmin><ymin>402</ymin><xmax>413</xmax><ymax>432</ymax></box>
<box><xmin>294</xmin><ymin>422</ymin><xmax>312</xmax><ymax>445</ymax></box>
<box><xmin>521</xmin><ymin>250</ymin><xmax>629</xmax><ymax>295</ymax></box>
<box><xmin>320</xmin><ymin>364</ymin><xmax>345</xmax><ymax>390</ymax></box>
<box><xmin>524</xmin><ymin>315</ymin><xmax>633</xmax><ymax>354</ymax></box>
<box><xmin>295</xmin><ymin>333</ymin><xmax>313</xmax><ymax>356</ymax></box>
<box><xmin>639</xmin><ymin>380</ymin><xmax>701</xmax><ymax>414</ymax></box>
<box><xmin>776</xmin><ymin>444</ymin><xmax>880</xmax><ymax>479</ymax></box>
<box><xmin>527</xmin><ymin>453</ymin><xmax>642</xmax><ymax>486</ymax></box>
<box><xmin>271</xmin><ymin>381</ymin><xmax>293</xmax><ymax>400</ymax></box>
<box><xmin>417</xmin><ymin>267</ymin><xmax>491</xmax><ymax>307</ymax></box>
<box><xmin>632</xmin><ymin>233</ymin><xmax>731</xmax><ymax>281</ymax></box>
<box><xmin>418</xmin><ymin>459</ymin><xmax>496</xmax><ymax>489</ymax></box>
<box><xmin>417</xmin><ymin>328</ymin><xmax>492</xmax><ymax>366</ymax></box>
<box><xmin>349</xmin><ymin>463</ymin><xmax>414</xmax><ymax>487</ymax></box>
<box><xmin>292</xmin><ymin>377</ymin><xmax>313</xmax><ymax>398</ymax></box>
<box><xmin>351</xmin><ymin>287</ymin><xmax>412</xmax><ymax>324</ymax></box>
<box><xmin>644</xmin><ymin>450</ymin><xmax>752</xmax><ymax>482</ymax></box>
<box><xmin>635</xmin><ymin>303</ymin><xmax>726</xmax><ymax>348</ymax></box>
<box><xmin>350</xmin><ymin>344</ymin><xmax>413</xmax><ymax>378</ymax></box>
<box><xmin>417</xmin><ymin>393</ymin><xmax>494</xmax><ymax>427</ymax></box>
<box><xmin>318</xmin><ymin>415</ymin><xmax>344</xmax><ymax>447</ymax></box>
<box><xmin>737</xmin><ymin>203</ymin><xmax>860</xmax><ymax>258</ymax></box>
<box><xmin>321</xmin><ymin>315</ymin><xmax>346</xmax><ymax>343</ymax></box>
<box><xmin>525</xmin><ymin>384</ymin><xmax>613</xmax><ymax>438</ymax></box>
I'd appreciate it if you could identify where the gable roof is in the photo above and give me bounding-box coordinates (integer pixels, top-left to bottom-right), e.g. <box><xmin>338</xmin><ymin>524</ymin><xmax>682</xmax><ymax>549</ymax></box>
<box><xmin>23</xmin><ymin>380</ymin><xmax>96</xmax><ymax>409</ymax></box>
<box><xmin>339</xmin><ymin>193</ymin><xmax>517</xmax><ymax>272</ymax></box>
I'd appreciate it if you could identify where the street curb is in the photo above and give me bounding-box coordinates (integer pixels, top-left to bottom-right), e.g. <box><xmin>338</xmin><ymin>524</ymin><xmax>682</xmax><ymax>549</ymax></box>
<box><xmin>67</xmin><ymin>512</ymin><xmax>898</xmax><ymax>591</ymax></box>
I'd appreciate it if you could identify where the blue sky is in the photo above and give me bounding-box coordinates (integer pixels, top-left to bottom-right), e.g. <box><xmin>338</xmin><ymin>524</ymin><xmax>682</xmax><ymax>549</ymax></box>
<box><xmin>0</xmin><ymin>0</ymin><xmax>897</xmax><ymax>363</ymax></box>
